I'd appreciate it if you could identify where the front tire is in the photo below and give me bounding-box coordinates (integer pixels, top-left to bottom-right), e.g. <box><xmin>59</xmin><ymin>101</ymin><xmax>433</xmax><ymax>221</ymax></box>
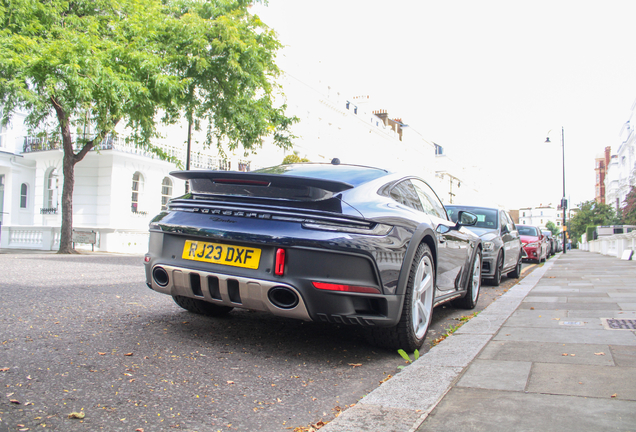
<box><xmin>365</xmin><ymin>243</ymin><xmax>435</xmax><ymax>352</ymax></box>
<box><xmin>489</xmin><ymin>252</ymin><xmax>502</xmax><ymax>286</ymax></box>
<box><xmin>454</xmin><ymin>249</ymin><xmax>482</xmax><ymax>309</ymax></box>
<box><xmin>507</xmin><ymin>253</ymin><xmax>522</xmax><ymax>278</ymax></box>
<box><xmin>173</xmin><ymin>295</ymin><xmax>234</xmax><ymax>317</ymax></box>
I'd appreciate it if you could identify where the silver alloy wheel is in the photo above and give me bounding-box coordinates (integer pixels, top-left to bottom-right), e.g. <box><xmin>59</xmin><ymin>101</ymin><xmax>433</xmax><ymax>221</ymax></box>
<box><xmin>471</xmin><ymin>254</ymin><xmax>482</xmax><ymax>303</ymax></box>
<box><xmin>411</xmin><ymin>254</ymin><xmax>434</xmax><ymax>339</ymax></box>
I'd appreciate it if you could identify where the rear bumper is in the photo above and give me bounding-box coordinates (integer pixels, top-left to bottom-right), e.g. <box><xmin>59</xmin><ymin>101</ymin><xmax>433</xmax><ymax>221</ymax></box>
<box><xmin>144</xmin><ymin>228</ymin><xmax>406</xmax><ymax>327</ymax></box>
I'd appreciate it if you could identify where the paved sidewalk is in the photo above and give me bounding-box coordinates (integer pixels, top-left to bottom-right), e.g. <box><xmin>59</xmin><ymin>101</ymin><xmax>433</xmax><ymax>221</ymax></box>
<box><xmin>322</xmin><ymin>250</ymin><xmax>636</xmax><ymax>432</ymax></box>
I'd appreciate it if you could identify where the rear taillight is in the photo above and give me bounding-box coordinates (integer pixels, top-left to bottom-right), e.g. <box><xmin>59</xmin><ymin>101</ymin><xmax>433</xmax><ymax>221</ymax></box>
<box><xmin>312</xmin><ymin>281</ymin><xmax>381</xmax><ymax>294</ymax></box>
<box><xmin>275</xmin><ymin>248</ymin><xmax>286</xmax><ymax>276</ymax></box>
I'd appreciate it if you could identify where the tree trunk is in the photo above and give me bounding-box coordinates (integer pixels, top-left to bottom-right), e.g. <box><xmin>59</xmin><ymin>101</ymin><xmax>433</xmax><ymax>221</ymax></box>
<box><xmin>58</xmin><ymin>142</ymin><xmax>76</xmax><ymax>253</ymax></box>
<box><xmin>51</xmin><ymin>97</ymin><xmax>95</xmax><ymax>254</ymax></box>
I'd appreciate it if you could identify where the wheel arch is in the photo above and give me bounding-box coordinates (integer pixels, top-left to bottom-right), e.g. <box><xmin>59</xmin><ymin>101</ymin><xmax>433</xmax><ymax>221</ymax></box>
<box><xmin>395</xmin><ymin>224</ymin><xmax>438</xmax><ymax>298</ymax></box>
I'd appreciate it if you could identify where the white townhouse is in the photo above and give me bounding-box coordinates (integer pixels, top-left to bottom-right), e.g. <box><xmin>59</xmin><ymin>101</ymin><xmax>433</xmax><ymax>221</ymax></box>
<box><xmin>606</xmin><ymin>99</ymin><xmax>636</xmax><ymax>211</ymax></box>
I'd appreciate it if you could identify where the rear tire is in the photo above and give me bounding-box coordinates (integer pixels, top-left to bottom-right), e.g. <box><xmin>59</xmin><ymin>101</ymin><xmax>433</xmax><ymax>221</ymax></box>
<box><xmin>365</xmin><ymin>243</ymin><xmax>435</xmax><ymax>352</ymax></box>
<box><xmin>454</xmin><ymin>250</ymin><xmax>482</xmax><ymax>309</ymax></box>
<box><xmin>172</xmin><ymin>295</ymin><xmax>234</xmax><ymax>317</ymax></box>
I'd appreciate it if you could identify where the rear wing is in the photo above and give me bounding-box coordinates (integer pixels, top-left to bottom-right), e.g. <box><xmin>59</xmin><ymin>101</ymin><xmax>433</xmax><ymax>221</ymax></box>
<box><xmin>170</xmin><ymin>170</ymin><xmax>354</xmax><ymax>201</ymax></box>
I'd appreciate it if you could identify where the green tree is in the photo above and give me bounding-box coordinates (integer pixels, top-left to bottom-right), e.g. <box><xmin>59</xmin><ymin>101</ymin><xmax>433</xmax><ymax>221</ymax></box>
<box><xmin>545</xmin><ymin>220</ymin><xmax>558</xmax><ymax>236</ymax></box>
<box><xmin>163</xmin><ymin>0</ymin><xmax>297</xmax><ymax>171</ymax></box>
<box><xmin>569</xmin><ymin>200</ymin><xmax>620</xmax><ymax>243</ymax></box>
<box><xmin>0</xmin><ymin>0</ymin><xmax>295</xmax><ymax>253</ymax></box>
<box><xmin>282</xmin><ymin>154</ymin><xmax>310</xmax><ymax>164</ymax></box>
<box><xmin>619</xmin><ymin>186</ymin><xmax>636</xmax><ymax>225</ymax></box>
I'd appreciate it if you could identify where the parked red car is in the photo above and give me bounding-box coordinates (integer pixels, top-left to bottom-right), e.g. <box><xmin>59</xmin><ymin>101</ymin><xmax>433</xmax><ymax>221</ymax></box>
<box><xmin>517</xmin><ymin>225</ymin><xmax>548</xmax><ymax>263</ymax></box>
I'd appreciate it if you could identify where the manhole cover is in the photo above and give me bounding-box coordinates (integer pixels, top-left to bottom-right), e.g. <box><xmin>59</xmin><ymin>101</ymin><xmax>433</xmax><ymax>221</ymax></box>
<box><xmin>601</xmin><ymin>318</ymin><xmax>636</xmax><ymax>330</ymax></box>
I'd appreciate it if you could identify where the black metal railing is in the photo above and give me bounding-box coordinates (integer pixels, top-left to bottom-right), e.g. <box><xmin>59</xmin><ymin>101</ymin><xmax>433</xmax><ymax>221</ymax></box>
<box><xmin>40</xmin><ymin>207</ymin><xmax>58</xmax><ymax>215</ymax></box>
<box><xmin>23</xmin><ymin>134</ymin><xmax>120</xmax><ymax>154</ymax></box>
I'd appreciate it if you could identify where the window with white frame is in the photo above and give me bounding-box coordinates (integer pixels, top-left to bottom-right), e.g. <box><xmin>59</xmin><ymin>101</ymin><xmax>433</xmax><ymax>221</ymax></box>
<box><xmin>161</xmin><ymin>177</ymin><xmax>172</xmax><ymax>210</ymax></box>
<box><xmin>20</xmin><ymin>183</ymin><xmax>28</xmax><ymax>208</ymax></box>
<box><xmin>46</xmin><ymin>168</ymin><xmax>59</xmax><ymax>209</ymax></box>
<box><xmin>131</xmin><ymin>171</ymin><xmax>144</xmax><ymax>213</ymax></box>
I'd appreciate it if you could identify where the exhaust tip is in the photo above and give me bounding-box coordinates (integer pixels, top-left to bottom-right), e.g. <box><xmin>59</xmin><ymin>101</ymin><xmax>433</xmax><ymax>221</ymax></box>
<box><xmin>152</xmin><ymin>266</ymin><xmax>169</xmax><ymax>287</ymax></box>
<box><xmin>268</xmin><ymin>286</ymin><xmax>299</xmax><ymax>309</ymax></box>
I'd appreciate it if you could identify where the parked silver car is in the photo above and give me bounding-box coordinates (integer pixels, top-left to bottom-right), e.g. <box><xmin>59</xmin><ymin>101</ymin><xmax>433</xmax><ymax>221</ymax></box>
<box><xmin>446</xmin><ymin>205</ymin><xmax>522</xmax><ymax>286</ymax></box>
<box><xmin>542</xmin><ymin>230</ymin><xmax>556</xmax><ymax>257</ymax></box>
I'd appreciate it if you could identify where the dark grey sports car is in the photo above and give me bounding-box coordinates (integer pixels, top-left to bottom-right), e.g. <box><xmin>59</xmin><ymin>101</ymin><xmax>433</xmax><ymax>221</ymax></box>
<box><xmin>144</xmin><ymin>162</ymin><xmax>482</xmax><ymax>351</ymax></box>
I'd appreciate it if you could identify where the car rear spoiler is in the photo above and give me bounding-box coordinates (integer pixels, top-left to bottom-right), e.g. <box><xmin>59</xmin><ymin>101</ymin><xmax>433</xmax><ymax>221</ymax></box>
<box><xmin>170</xmin><ymin>170</ymin><xmax>355</xmax><ymax>194</ymax></box>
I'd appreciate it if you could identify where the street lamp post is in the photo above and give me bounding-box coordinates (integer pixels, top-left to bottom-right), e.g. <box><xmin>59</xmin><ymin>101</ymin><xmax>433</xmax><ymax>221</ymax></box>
<box><xmin>546</xmin><ymin>127</ymin><xmax>567</xmax><ymax>254</ymax></box>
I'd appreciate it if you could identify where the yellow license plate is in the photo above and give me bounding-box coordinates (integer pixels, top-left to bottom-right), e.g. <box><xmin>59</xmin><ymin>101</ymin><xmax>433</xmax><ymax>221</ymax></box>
<box><xmin>182</xmin><ymin>240</ymin><xmax>261</xmax><ymax>269</ymax></box>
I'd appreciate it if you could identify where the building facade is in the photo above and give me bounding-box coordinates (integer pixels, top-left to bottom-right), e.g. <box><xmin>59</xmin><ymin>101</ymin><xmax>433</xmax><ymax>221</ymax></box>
<box><xmin>606</xmin><ymin>99</ymin><xmax>636</xmax><ymax>211</ymax></box>
<box><xmin>595</xmin><ymin>146</ymin><xmax>611</xmax><ymax>204</ymax></box>
<box><xmin>518</xmin><ymin>204</ymin><xmax>578</xmax><ymax>231</ymax></box>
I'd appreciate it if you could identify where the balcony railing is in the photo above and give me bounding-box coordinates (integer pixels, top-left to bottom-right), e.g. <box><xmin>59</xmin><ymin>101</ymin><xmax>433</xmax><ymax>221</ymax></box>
<box><xmin>22</xmin><ymin>134</ymin><xmax>251</xmax><ymax>171</ymax></box>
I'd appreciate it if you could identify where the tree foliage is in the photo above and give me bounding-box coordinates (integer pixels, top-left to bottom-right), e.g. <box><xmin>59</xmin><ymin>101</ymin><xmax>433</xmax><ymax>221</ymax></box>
<box><xmin>282</xmin><ymin>154</ymin><xmax>310</xmax><ymax>164</ymax></box>
<box><xmin>545</xmin><ymin>221</ymin><xmax>558</xmax><ymax>236</ymax></box>
<box><xmin>0</xmin><ymin>0</ymin><xmax>296</xmax><ymax>253</ymax></box>
<box><xmin>619</xmin><ymin>186</ymin><xmax>636</xmax><ymax>225</ymax></box>
<box><xmin>569</xmin><ymin>200</ymin><xmax>620</xmax><ymax>243</ymax></box>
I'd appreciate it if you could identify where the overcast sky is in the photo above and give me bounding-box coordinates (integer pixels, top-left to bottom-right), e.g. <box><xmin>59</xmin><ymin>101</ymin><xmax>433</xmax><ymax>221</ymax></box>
<box><xmin>252</xmin><ymin>0</ymin><xmax>636</xmax><ymax>210</ymax></box>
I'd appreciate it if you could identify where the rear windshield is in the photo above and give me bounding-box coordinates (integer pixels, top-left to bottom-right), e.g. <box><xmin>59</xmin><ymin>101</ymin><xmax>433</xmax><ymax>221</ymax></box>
<box><xmin>254</xmin><ymin>163</ymin><xmax>388</xmax><ymax>188</ymax></box>
<box><xmin>518</xmin><ymin>226</ymin><xmax>538</xmax><ymax>236</ymax></box>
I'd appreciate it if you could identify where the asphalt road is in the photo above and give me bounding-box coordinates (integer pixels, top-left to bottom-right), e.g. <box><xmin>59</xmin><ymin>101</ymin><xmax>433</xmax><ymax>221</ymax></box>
<box><xmin>0</xmin><ymin>252</ymin><xmax>539</xmax><ymax>432</ymax></box>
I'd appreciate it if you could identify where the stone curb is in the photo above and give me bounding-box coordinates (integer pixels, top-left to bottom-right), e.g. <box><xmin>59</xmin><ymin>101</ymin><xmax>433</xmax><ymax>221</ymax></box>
<box><xmin>320</xmin><ymin>258</ymin><xmax>558</xmax><ymax>432</ymax></box>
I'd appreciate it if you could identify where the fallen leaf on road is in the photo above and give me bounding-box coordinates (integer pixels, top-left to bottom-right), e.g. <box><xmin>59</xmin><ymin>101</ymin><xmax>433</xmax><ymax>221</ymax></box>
<box><xmin>135</xmin><ymin>429</ymin><xmax>145</xmax><ymax>432</ymax></box>
<box><xmin>10</xmin><ymin>399</ymin><xmax>20</xmax><ymax>404</ymax></box>
<box><xmin>226</xmin><ymin>381</ymin><xmax>234</xmax><ymax>385</ymax></box>
<box><xmin>595</xmin><ymin>352</ymin><xmax>605</xmax><ymax>356</ymax></box>
<box><xmin>562</xmin><ymin>353</ymin><xmax>568</xmax><ymax>356</ymax></box>
<box><xmin>570</xmin><ymin>354</ymin><xmax>576</xmax><ymax>357</ymax></box>
<box><xmin>611</xmin><ymin>393</ymin><xmax>617</xmax><ymax>398</ymax></box>
<box><xmin>98</xmin><ymin>352</ymin><xmax>106</xmax><ymax>355</ymax></box>
<box><xmin>124</xmin><ymin>353</ymin><xmax>133</xmax><ymax>356</ymax></box>
<box><xmin>0</xmin><ymin>367</ymin><xmax>9</xmax><ymax>372</ymax></box>
<box><xmin>379</xmin><ymin>375</ymin><xmax>392</xmax><ymax>384</ymax></box>
<box><xmin>553</xmin><ymin>318</ymin><xmax>560</xmax><ymax>320</ymax></box>
<box><xmin>68</xmin><ymin>412</ymin><xmax>85</xmax><ymax>419</ymax></box>
<box><xmin>530</xmin><ymin>307</ymin><xmax>535</xmax><ymax>310</ymax></box>
<box><xmin>348</xmin><ymin>363</ymin><xmax>362</xmax><ymax>368</ymax></box>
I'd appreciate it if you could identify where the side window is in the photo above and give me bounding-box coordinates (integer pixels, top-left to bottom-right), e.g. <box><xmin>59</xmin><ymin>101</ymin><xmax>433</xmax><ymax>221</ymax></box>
<box><xmin>131</xmin><ymin>171</ymin><xmax>144</xmax><ymax>213</ymax></box>
<box><xmin>45</xmin><ymin>168</ymin><xmax>59</xmax><ymax>210</ymax></box>
<box><xmin>411</xmin><ymin>179</ymin><xmax>447</xmax><ymax>219</ymax></box>
<box><xmin>504</xmin><ymin>212</ymin><xmax>516</xmax><ymax>231</ymax></box>
<box><xmin>499</xmin><ymin>211</ymin><xmax>508</xmax><ymax>231</ymax></box>
<box><xmin>390</xmin><ymin>181</ymin><xmax>423</xmax><ymax>212</ymax></box>
<box><xmin>161</xmin><ymin>177</ymin><xmax>173</xmax><ymax>210</ymax></box>
<box><xmin>20</xmin><ymin>183</ymin><xmax>28</xmax><ymax>208</ymax></box>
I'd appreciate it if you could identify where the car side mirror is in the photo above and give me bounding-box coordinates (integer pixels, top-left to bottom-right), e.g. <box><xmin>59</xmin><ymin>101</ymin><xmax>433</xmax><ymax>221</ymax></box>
<box><xmin>501</xmin><ymin>224</ymin><xmax>510</xmax><ymax>234</ymax></box>
<box><xmin>455</xmin><ymin>210</ymin><xmax>478</xmax><ymax>227</ymax></box>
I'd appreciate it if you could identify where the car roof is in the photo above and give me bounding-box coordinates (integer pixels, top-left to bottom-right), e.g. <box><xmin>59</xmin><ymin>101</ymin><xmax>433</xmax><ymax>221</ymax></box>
<box><xmin>254</xmin><ymin>163</ymin><xmax>391</xmax><ymax>188</ymax></box>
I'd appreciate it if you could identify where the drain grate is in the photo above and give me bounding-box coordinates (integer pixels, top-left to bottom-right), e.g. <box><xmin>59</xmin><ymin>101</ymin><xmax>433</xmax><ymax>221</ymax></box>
<box><xmin>602</xmin><ymin>318</ymin><xmax>636</xmax><ymax>330</ymax></box>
